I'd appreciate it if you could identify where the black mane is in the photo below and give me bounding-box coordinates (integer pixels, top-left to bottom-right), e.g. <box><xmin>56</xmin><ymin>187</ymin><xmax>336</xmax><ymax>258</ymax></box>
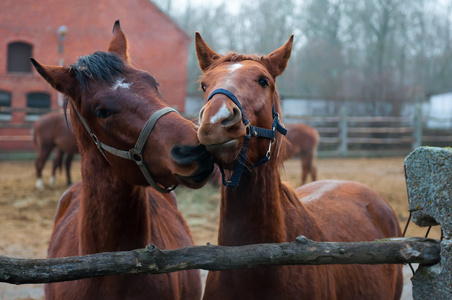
<box><xmin>69</xmin><ymin>51</ymin><xmax>125</xmax><ymax>90</ymax></box>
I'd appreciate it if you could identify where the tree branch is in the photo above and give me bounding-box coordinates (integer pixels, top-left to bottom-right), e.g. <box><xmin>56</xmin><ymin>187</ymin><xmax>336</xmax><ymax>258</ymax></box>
<box><xmin>0</xmin><ymin>237</ymin><xmax>439</xmax><ymax>285</ymax></box>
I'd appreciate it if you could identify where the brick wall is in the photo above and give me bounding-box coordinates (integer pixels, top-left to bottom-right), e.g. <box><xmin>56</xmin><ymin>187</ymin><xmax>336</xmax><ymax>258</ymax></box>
<box><xmin>0</xmin><ymin>0</ymin><xmax>190</xmax><ymax>151</ymax></box>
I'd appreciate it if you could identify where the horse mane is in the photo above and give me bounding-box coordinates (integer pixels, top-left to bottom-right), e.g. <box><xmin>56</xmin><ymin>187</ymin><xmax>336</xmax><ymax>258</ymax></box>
<box><xmin>63</xmin><ymin>51</ymin><xmax>126</xmax><ymax>113</ymax></box>
<box><xmin>69</xmin><ymin>51</ymin><xmax>126</xmax><ymax>90</ymax></box>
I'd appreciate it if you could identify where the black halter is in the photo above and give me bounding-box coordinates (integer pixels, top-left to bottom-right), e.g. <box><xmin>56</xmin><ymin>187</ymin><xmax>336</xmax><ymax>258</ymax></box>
<box><xmin>206</xmin><ymin>88</ymin><xmax>287</xmax><ymax>187</ymax></box>
<box><xmin>70</xmin><ymin>101</ymin><xmax>178</xmax><ymax>193</ymax></box>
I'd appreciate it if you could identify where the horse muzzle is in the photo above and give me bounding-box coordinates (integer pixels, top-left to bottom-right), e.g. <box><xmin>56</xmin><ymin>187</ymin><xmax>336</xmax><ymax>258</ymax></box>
<box><xmin>170</xmin><ymin>144</ymin><xmax>215</xmax><ymax>187</ymax></box>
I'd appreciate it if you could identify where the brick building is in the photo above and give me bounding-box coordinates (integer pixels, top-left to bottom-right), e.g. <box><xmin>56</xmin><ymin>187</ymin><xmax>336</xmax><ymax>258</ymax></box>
<box><xmin>0</xmin><ymin>0</ymin><xmax>190</xmax><ymax>151</ymax></box>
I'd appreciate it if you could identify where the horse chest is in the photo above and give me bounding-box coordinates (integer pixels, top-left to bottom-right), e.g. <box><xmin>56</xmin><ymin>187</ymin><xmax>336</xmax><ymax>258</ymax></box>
<box><xmin>203</xmin><ymin>265</ymin><xmax>335</xmax><ymax>300</ymax></box>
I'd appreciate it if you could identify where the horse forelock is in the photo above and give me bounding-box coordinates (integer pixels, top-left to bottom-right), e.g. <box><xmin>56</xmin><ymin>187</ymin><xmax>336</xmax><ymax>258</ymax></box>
<box><xmin>205</xmin><ymin>52</ymin><xmax>267</xmax><ymax>72</ymax></box>
<box><xmin>69</xmin><ymin>51</ymin><xmax>126</xmax><ymax>90</ymax></box>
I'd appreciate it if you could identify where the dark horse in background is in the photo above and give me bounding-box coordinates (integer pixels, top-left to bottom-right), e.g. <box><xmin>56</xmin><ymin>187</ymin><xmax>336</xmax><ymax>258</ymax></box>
<box><xmin>284</xmin><ymin>123</ymin><xmax>319</xmax><ymax>185</ymax></box>
<box><xmin>31</xmin><ymin>21</ymin><xmax>213</xmax><ymax>300</ymax></box>
<box><xmin>32</xmin><ymin>111</ymin><xmax>78</xmax><ymax>190</ymax></box>
<box><xmin>195</xmin><ymin>33</ymin><xmax>402</xmax><ymax>300</ymax></box>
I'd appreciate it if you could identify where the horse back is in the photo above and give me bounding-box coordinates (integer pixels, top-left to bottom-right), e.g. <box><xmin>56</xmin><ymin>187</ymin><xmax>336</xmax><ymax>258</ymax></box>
<box><xmin>33</xmin><ymin>112</ymin><xmax>78</xmax><ymax>154</ymax></box>
<box><xmin>293</xmin><ymin>180</ymin><xmax>402</xmax><ymax>300</ymax></box>
<box><xmin>33</xmin><ymin>112</ymin><xmax>61</xmax><ymax>148</ymax></box>
<box><xmin>295</xmin><ymin>179</ymin><xmax>400</xmax><ymax>240</ymax></box>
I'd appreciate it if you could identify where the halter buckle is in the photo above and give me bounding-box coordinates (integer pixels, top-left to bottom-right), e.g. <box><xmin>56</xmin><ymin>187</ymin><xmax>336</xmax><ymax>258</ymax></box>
<box><xmin>129</xmin><ymin>148</ymin><xmax>143</xmax><ymax>162</ymax></box>
<box><xmin>266</xmin><ymin>138</ymin><xmax>275</xmax><ymax>159</ymax></box>
<box><xmin>90</xmin><ymin>133</ymin><xmax>99</xmax><ymax>145</ymax></box>
<box><xmin>245</xmin><ymin>123</ymin><xmax>256</xmax><ymax>137</ymax></box>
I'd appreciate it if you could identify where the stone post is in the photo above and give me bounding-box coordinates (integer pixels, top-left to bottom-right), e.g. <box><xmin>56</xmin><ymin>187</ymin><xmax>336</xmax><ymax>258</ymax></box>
<box><xmin>404</xmin><ymin>146</ymin><xmax>452</xmax><ymax>299</ymax></box>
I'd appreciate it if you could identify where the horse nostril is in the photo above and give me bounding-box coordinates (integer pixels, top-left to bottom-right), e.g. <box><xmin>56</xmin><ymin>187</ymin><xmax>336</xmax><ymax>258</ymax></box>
<box><xmin>198</xmin><ymin>108</ymin><xmax>205</xmax><ymax>123</ymax></box>
<box><xmin>221</xmin><ymin>107</ymin><xmax>241</xmax><ymax>127</ymax></box>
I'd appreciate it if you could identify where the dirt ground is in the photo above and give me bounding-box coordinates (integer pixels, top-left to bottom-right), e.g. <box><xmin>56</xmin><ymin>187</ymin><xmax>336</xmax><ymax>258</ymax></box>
<box><xmin>0</xmin><ymin>156</ymin><xmax>439</xmax><ymax>299</ymax></box>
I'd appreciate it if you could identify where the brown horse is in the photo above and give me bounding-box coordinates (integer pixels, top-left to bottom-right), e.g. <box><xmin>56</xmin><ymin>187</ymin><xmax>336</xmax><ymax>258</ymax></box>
<box><xmin>32</xmin><ymin>111</ymin><xmax>78</xmax><ymax>189</ymax></box>
<box><xmin>31</xmin><ymin>21</ymin><xmax>214</xmax><ymax>300</ymax></box>
<box><xmin>284</xmin><ymin>123</ymin><xmax>319</xmax><ymax>185</ymax></box>
<box><xmin>195</xmin><ymin>33</ymin><xmax>403</xmax><ymax>300</ymax></box>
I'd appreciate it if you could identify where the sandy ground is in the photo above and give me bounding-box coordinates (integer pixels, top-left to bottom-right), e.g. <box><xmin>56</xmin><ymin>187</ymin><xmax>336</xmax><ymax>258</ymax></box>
<box><xmin>0</xmin><ymin>157</ymin><xmax>439</xmax><ymax>299</ymax></box>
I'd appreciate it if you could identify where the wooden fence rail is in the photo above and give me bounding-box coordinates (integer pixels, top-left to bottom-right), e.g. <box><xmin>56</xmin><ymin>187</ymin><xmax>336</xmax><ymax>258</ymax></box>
<box><xmin>0</xmin><ymin>237</ymin><xmax>440</xmax><ymax>285</ymax></box>
<box><xmin>0</xmin><ymin>145</ymin><xmax>450</xmax><ymax>299</ymax></box>
<box><xmin>3</xmin><ymin>106</ymin><xmax>452</xmax><ymax>156</ymax></box>
<box><xmin>285</xmin><ymin>109</ymin><xmax>452</xmax><ymax>156</ymax></box>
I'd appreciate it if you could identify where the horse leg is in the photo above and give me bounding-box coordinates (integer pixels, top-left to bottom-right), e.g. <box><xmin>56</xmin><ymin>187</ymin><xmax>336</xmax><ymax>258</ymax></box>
<box><xmin>35</xmin><ymin>145</ymin><xmax>54</xmax><ymax>190</ymax></box>
<box><xmin>64</xmin><ymin>153</ymin><xmax>74</xmax><ymax>185</ymax></box>
<box><xmin>301</xmin><ymin>154</ymin><xmax>313</xmax><ymax>185</ymax></box>
<box><xmin>311</xmin><ymin>162</ymin><xmax>317</xmax><ymax>182</ymax></box>
<box><xmin>51</xmin><ymin>149</ymin><xmax>64</xmax><ymax>186</ymax></box>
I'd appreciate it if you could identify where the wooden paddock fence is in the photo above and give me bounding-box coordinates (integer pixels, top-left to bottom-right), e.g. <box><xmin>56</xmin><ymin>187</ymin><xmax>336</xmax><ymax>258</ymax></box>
<box><xmin>284</xmin><ymin>107</ymin><xmax>452</xmax><ymax>156</ymax></box>
<box><xmin>0</xmin><ymin>146</ymin><xmax>451</xmax><ymax>299</ymax></box>
<box><xmin>2</xmin><ymin>106</ymin><xmax>452</xmax><ymax>156</ymax></box>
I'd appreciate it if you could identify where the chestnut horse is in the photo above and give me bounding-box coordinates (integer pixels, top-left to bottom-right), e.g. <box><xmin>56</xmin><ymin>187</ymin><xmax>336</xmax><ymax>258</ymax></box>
<box><xmin>31</xmin><ymin>21</ymin><xmax>213</xmax><ymax>300</ymax></box>
<box><xmin>284</xmin><ymin>123</ymin><xmax>319</xmax><ymax>185</ymax></box>
<box><xmin>195</xmin><ymin>33</ymin><xmax>403</xmax><ymax>300</ymax></box>
<box><xmin>32</xmin><ymin>111</ymin><xmax>78</xmax><ymax>189</ymax></box>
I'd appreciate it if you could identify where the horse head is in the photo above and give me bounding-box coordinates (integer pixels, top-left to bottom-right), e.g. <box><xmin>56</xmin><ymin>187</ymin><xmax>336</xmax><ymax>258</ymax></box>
<box><xmin>31</xmin><ymin>21</ymin><xmax>213</xmax><ymax>191</ymax></box>
<box><xmin>195</xmin><ymin>33</ymin><xmax>293</xmax><ymax>185</ymax></box>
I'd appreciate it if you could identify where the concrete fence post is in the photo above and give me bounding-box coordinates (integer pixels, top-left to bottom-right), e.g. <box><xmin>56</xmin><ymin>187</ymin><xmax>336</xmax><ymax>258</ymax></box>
<box><xmin>404</xmin><ymin>146</ymin><xmax>452</xmax><ymax>299</ymax></box>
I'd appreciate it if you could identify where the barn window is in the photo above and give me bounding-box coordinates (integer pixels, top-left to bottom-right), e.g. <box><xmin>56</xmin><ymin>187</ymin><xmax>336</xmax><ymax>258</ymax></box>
<box><xmin>26</xmin><ymin>92</ymin><xmax>51</xmax><ymax>121</ymax></box>
<box><xmin>0</xmin><ymin>91</ymin><xmax>12</xmax><ymax>121</ymax></box>
<box><xmin>7</xmin><ymin>42</ymin><xmax>33</xmax><ymax>73</ymax></box>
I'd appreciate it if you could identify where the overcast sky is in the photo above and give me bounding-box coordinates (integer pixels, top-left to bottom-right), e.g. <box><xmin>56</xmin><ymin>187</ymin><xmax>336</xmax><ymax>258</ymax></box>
<box><xmin>157</xmin><ymin>0</ymin><xmax>243</xmax><ymax>15</ymax></box>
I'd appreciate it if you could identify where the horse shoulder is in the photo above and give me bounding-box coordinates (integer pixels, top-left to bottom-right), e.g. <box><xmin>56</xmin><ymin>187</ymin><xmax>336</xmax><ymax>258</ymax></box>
<box><xmin>54</xmin><ymin>181</ymin><xmax>81</xmax><ymax>224</ymax></box>
<box><xmin>48</xmin><ymin>181</ymin><xmax>82</xmax><ymax>259</ymax></box>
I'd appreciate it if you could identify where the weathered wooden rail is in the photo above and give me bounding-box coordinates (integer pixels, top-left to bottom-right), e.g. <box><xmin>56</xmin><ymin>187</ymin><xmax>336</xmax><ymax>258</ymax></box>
<box><xmin>0</xmin><ymin>237</ymin><xmax>440</xmax><ymax>285</ymax></box>
<box><xmin>0</xmin><ymin>146</ymin><xmax>451</xmax><ymax>299</ymax></box>
<box><xmin>284</xmin><ymin>108</ymin><xmax>452</xmax><ymax>156</ymax></box>
<box><xmin>2</xmin><ymin>104</ymin><xmax>452</xmax><ymax>155</ymax></box>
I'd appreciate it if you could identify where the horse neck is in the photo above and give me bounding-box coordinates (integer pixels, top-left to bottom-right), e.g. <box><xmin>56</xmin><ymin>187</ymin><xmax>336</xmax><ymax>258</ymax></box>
<box><xmin>218</xmin><ymin>157</ymin><xmax>288</xmax><ymax>246</ymax></box>
<box><xmin>217</xmin><ymin>125</ymin><xmax>323</xmax><ymax>246</ymax></box>
<box><xmin>76</xmin><ymin>136</ymin><xmax>151</xmax><ymax>255</ymax></box>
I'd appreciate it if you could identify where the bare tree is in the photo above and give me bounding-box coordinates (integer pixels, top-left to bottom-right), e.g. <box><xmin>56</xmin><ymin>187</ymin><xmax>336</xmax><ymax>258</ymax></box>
<box><xmin>151</xmin><ymin>0</ymin><xmax>452</xmax><ymax>116</ymax></box>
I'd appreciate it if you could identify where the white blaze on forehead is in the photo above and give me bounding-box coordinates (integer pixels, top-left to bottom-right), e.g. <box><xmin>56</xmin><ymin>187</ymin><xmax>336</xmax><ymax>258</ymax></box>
<box><xmin>112</xmin><ymin>78</ymin><xmax>131</xmax><ymax>90</ymax></box>
<box><xmin>227</xmin><ymin>63</ymin><xmax>243</xmax><ymax>72</ymax></box>
<box><xmin>210</xmin><ymin>102</ymin><xmax>230</xmax><ymax>124</ymax></box>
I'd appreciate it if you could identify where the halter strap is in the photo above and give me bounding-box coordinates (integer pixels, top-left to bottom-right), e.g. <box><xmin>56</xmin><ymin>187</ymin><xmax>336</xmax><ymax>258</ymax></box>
<box><xmin>206</xmin><ymin>88</ymin><xmax>287</xmax><ymax>187</ymax></box>
<box><xmin>70</xmin><ymin>101</ymin><xmax>177</xmax><ymax>193</ymax></box>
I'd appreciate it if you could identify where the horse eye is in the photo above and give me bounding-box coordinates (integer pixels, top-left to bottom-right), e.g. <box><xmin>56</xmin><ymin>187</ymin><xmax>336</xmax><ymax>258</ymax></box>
<box><xmin>96</xmin><ymin>109</ymin><xmax>112</xmax><ymax>119</ymax></box>
<box><xmin>201</xmin><ymin>84</ymin><xmax>207</xmax><ymax>92</ymax></box>
<box><xmin>258</xmin><ymin>77</ymin><xmax>269</xmax><ymax>88</ymax></box>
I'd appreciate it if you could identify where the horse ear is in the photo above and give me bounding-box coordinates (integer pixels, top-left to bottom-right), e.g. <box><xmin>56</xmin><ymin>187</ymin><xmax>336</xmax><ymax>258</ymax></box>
<box><xmin>265</xmin><ymin>35</ymin><xmax>294</xmax><ymax>78</ymax></box>
<box><xmin>195</xmin><ymin>32</ymin><xmax>221</xmax><ymax>72</ymax></box>
<box><xmin>30</xmin><ymin>58</ymin><xmax>78</xmax><ymax>96</ymax></box>
<box><xmin>108</xmin><ymin>20</ymin><xmax>130</xmax><ymax>64</ymax></box>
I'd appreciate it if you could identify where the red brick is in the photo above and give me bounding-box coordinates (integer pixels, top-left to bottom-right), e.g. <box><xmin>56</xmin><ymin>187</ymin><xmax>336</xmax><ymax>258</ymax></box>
<box><xmin>0</xmin><ymin>0</ymin><xmax>190</xmax><ymax>151</ymax></box>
